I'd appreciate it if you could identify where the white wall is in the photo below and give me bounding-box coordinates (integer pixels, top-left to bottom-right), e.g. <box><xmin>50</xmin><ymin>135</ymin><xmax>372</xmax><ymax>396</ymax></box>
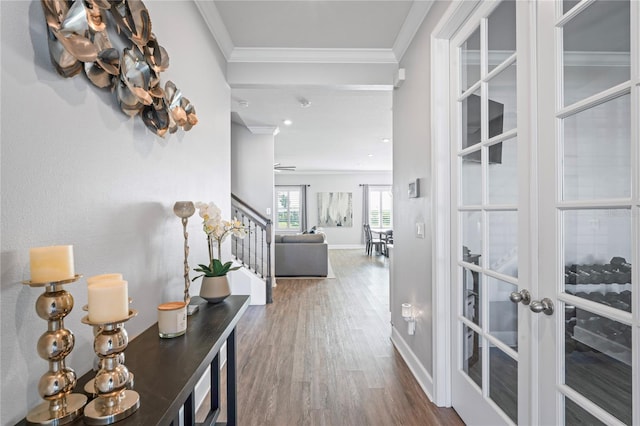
<box><xmin>0</xmin><ymin>2</ymin><xmax>230</xmax><ymax>424</ymax></box>
<box><xmin>275</xmin><ymin>172</ymin><xmax>391</xmax><ymax>247</ymax></box>
<box><xmin>230</xmin><ymin>123</ymin><xmax>275</xmax><ymax>216</ymax></box>
<box><xmin>230</xmin><ymin>122</ymin><xmax>276</xmax><ymax>290</ymax></box>
<box><xmin>391</xmin><ymin>0</ymin><xmax>451</xmax><ymax>382</ymax></box>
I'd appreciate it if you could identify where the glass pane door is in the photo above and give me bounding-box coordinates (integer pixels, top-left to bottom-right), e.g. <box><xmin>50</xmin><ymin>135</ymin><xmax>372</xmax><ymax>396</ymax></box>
<box><xmin>559</xmin><ymin>1</ymin><xmax>634</xmax><ymax>423</ymax></box>
<box><xmin>537</xmin><ymin>1</ymin><xmax>637</xmax><ymax>424</ymax></box>
<box><xmin>451</xmin><ymin>2</ymin><xmax>523</xmax><ymax>424</ymax></box>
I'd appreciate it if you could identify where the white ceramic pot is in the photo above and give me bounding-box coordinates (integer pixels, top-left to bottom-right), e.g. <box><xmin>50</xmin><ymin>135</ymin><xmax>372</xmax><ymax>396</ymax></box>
<box><xmin>199</xmin><ymin>275</ymin><xmax>230</xmax><ymax>304</ymax></box>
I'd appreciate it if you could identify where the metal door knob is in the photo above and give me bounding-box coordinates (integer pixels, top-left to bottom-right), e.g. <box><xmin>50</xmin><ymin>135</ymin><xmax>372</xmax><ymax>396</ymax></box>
<box><xmin>509</xmin><ymin>289</ymin><xmax>531</xmax><ymax>305</ymax></box>
<box><xmin>530</xmin><ymin>298</ymin><xmax>554</xmax><ymax>315</ymax></box>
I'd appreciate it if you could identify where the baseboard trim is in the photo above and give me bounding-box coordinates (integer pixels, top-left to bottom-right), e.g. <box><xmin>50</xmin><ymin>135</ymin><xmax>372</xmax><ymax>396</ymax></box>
<box><xmin>391</xmin><ymin>326</ymin><xmax>435</xmax><ymax>403</ymax></box>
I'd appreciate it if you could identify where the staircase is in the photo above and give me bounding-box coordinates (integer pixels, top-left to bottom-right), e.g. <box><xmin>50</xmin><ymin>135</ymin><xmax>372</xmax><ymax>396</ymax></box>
<box><xmin>230</xmin><ymin>194</ymin><xmax>273</xmax><ymax>304</ymax></box>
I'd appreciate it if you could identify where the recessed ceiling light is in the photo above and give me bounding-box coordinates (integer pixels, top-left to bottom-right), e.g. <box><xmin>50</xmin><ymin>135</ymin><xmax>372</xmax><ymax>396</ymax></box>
<box><xmin>382</xmin><ymin>138</ymin><xmax>391</xmax><ymax>143</ymax></box>
<box><xmin>283</xmin><ymin>119</ymin><xmax>293</xmax><ymax>126</ymax></box>
<box><xmin>368</xmin><ymin>154</ymin><xmax>374</xmax><ymax>157</ymax></box>
<box><xmin>238</xmin><ymin>100</ymin><xmax>249</xmax><ymax>108</ymax></box>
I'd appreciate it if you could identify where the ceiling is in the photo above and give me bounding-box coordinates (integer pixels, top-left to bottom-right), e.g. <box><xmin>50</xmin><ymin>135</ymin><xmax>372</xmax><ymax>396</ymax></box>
<box><xmin>196</xmin><ymin>1</ymin><xmax>434</xmax><ymax>173</ymax></box>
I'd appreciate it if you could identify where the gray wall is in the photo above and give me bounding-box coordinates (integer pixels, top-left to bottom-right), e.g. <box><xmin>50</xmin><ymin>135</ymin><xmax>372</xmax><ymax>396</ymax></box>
<box><xmin>275</xmin><ymin>172</ymin><xmax>391</xmax><ymax>246</ymax></box>
<box><xmin>0</xmin><ymin>2</ymin><xmax>230</xmax><ymax>424</ymax></box>
<box><xmin>391</xmin><ymin>0</ymin><xmax>451</xmax><ymax>379</ymax></box>
<box><xmin>230</xmin><ymin>123</ymin><xmax>275</xmax><ymax>217</ymax></box>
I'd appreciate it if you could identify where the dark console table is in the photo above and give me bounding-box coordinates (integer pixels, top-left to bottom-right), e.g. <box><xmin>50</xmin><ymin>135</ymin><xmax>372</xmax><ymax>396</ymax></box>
<box><xmin>18</xmin><ymin>295</ymin><xmax>250</xmax><ymax>426</ymax></box>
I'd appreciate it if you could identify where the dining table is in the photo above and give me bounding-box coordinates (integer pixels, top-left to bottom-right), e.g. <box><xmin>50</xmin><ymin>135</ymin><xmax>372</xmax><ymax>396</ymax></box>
<box><xmin>370</xmin><ymin>228</ymin><xmax>393</xmax><ymax>255</ymax></box>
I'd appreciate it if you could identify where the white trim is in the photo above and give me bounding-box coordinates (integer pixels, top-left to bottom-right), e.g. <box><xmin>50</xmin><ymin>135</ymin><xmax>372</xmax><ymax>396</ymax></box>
<box><xmin>559</xmin><ymin>385</ymin><xmax>627</xmax><ymax>426</ymax></box>
<box><xmin>393</xmin><ymin>1</ymin><xmax>435</xmax><ymax>62</ymax></box>
<box><xmin>434</xmin><ymin>1</ymin><xmax>482</xmax><ymax>40</ymax></box>
<box><xmin>555</xmin><ymin>0</ymin><xmax>597</xmax><ymax>27</ymax></box>
<box><xmin>631</xmin><ymin>2</ymin><xmax>640</xmax><ymax>425</ymax></box>
<box><xmin>247</xmin><ymin>126</ymin><xmax>279</xmax><ymax>136</ymax></box>
<box><xmin>486</xmin><ymin>333</ymin><xmax>518</xmax><ymax>358</ymax></box>
<box><xmin>430</xmin><ymin>33</ymin><xmax>452</xmax><ymax>408</ymax></box>
<box><xmin>558</xmin><ymin>293</ymin><xmax>634</xmax><ymax>325</ymax></box>
<box><xmin>194</xmin><ymin>0</ymin><xmax>234</xmax><ymax>60</ymax></box>
<box><xmin>557</xmin><ymin>81</ymin><xmax>631</xmax><ymax>118</ymax></box>
<box><xmin>429</xmin><ymin>0</ymin><xmax>481</xmax><ymax>409</ymax></box>
<box><xmin>390</xmin><ymin>326</ymin><xmax>435</xmax><ymax>402</ymax></box>
<box><xmin>228</xmin><ymin>48</ymin><xmax>398</xmax><ymax>64</ymax></box>
<box><xmin>197</xmin><ymin>0</ymin><xmax>433</xmax><ymax>66</ymax></box>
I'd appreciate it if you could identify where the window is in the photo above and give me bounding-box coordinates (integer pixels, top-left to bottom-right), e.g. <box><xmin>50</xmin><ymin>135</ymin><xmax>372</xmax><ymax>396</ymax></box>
<box><xmin>276</xmin><ymin>187</ymin><xmax>301</xmax><ymax>231</ymax></box>
<box><xmin>368</xmin><ymin>186</ymin><xmax>392</xmax><ymax>228</ymax></box>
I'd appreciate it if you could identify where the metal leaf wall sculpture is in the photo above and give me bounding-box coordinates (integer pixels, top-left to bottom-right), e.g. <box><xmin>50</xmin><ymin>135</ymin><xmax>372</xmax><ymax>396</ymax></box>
<box><xmin>41</xmin><ymin>0</ymin><xmax>198</xmax><ymax>137</ymax></box>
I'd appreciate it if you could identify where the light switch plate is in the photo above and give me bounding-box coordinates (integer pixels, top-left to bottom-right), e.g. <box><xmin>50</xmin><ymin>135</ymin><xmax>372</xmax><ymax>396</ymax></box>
<box><xmin>416</xmin><ymin>222</ymin><xmax>425</xmax><ymax>238</ymax></box>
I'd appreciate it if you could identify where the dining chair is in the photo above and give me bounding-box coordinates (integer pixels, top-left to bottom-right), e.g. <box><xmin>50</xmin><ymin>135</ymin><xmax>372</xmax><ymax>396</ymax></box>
<box><xmin>381</xmin><ymin>230</ymin><xmax>393</xmax><ymax>256</ymax></box>
<box><xmin>364</xmin><ymin>224</ymin><xmax>386</xmax><ymax>256</ymax></box>
<box><xmin>363</xmin><ymin>224</ymin><xmax>371</xmax><ymax>255</ymax></box>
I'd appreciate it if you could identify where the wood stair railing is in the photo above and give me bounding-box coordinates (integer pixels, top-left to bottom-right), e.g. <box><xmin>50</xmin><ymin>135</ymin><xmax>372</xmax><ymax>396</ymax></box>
<box><xmin>231</xmin><ymin>193</ymin><xmax>273</xmax><ymax>304</ymax></box>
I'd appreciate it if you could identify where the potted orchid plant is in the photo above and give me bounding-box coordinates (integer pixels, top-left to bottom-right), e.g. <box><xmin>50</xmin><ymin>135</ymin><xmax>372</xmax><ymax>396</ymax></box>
<box><xmin>192</xmin><ymin>202</ymin><xmax>247</xmax><ymax>303</ymax></box>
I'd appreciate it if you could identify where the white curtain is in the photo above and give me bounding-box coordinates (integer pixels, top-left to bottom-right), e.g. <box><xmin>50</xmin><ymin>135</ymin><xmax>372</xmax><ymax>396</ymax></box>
<box><xmin>300</xmin><ymin>184</ymin><xmax>308</xmax><ymax>231</ymax></box>
<box><xmin>361</xmin><ymin>184</ymin><xmax>370</xmax><ymax>243</ymax></box>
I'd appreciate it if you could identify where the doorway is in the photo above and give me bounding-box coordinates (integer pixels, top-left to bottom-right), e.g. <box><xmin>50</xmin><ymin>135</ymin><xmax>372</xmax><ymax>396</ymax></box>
<box><xmin>442</xmin><ymin>1</ymin><xmax>638</xmax><ymax>424</ymax></box>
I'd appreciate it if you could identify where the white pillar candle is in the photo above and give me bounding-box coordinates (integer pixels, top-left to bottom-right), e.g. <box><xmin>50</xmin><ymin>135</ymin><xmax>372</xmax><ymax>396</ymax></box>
<box><xmin>88</xmin><ymin>280</ymin><xmax>129</xmax><ymax>323</ymax></box>
<box><xmin>29</xmin><ymin>245</ymin><xmax>75</xmax><ymax>283</ymax></box>
<box><xmin>157</xmin><ymin>302</ymin><xmax>187</xmax><ymax>338</ymax></box>
<box><xmin>87</xmin><ymin>273</ymin><xmax>123</xmax><ymax>285</ymax></box>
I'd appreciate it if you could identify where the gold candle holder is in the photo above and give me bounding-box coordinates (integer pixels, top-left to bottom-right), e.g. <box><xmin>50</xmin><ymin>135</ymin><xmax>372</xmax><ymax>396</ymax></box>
<box><xmin>81</xmin><ymin>309</ymin><xmax>140</xmax><ymax>425</ymax></box>
<box><xmin>22</xmin><ymin>275</ymin><xmax>87</xmax><ymax>425</ymax></box>
<box><xmin>82</xmin><ymin>302</ymin><xmax>134</xmax><ymax>396</ymax></box>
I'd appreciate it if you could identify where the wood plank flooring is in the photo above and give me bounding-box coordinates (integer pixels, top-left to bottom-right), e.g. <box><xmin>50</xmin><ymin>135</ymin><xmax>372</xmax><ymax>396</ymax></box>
<box><xmin>200</xmin><ymin>249</ymin><xmax>463</xmax><ymax>425</ymax></box>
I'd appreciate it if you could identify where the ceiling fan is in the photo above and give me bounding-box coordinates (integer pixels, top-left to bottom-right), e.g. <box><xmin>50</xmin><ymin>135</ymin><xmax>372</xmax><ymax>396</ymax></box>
<box><xmin>273</xmin><ymin>163</ymin><xmax>296</xmax><ymax>172</ymax></box>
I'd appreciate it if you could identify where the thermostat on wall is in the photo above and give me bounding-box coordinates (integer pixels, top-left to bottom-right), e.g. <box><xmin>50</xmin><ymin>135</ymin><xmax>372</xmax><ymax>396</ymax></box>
<box><xmin>408</xmin><ymin>179</ymin><xmax>419</xmax><ymax>198</ymax></box>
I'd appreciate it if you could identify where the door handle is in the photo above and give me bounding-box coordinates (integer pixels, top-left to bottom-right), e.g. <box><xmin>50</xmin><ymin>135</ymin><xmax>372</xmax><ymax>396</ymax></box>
<box><xmin>509</xmin><ymin>289</ymin><xmax>531</xmax><ymax>305</ymax></box>
<box><xmin>530</xmin><ymin>298</ymin><xmax>554</xmax><ymax>315</ymax></box>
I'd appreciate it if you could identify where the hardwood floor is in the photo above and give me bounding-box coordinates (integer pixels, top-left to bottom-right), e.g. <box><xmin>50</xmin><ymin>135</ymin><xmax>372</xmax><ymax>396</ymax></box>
<box><xmin>200</xmin><ymin>249</ymin><xmax>463</xmax><ymax>425</ymax></box>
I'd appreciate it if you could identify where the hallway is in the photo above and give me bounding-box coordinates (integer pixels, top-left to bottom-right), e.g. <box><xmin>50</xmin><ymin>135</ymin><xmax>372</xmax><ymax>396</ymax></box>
<box><xmin>230</xmin><ymin>249</ymin><xmax>463</xmax><ymax>425</ymax></box>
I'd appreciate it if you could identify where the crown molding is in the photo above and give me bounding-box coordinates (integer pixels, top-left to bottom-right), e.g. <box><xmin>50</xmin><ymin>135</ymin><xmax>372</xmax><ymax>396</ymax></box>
<box><xmin>393</xmin><ymin>0</ymin><xmax>435</xmax><ymax>62</ymax></box>
<box><xmin>228</xmin><ymin>47</ymin><xmax>398</xmax><ymax>64</ymax></box>
<box><xmin>247</xmin><ymin>126</ymin><xmax>280</xmax><ymax>136</ymax></box>
<box><xmin>195</xmin><ymin>1</ymin><xmax>424</xmax><ymax>65</ymax></box>
<box><xmin>194</xmin><ymin>0</ymin><xmax>234</xmax><ymax>60</ymax></box>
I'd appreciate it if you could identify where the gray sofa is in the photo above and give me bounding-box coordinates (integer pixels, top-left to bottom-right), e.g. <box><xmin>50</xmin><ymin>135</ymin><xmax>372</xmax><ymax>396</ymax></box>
<box><xmin>274</xmin><ymin>233</ymin><xmax>328</xmax><ymax>277</ymax></box>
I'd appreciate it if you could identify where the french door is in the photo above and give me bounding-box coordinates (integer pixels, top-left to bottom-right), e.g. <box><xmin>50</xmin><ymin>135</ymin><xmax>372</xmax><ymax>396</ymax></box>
<box><xmin>449</xmin><ymin>1</ymin><xmax>639</xmax><ymax>424</ymax></box>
